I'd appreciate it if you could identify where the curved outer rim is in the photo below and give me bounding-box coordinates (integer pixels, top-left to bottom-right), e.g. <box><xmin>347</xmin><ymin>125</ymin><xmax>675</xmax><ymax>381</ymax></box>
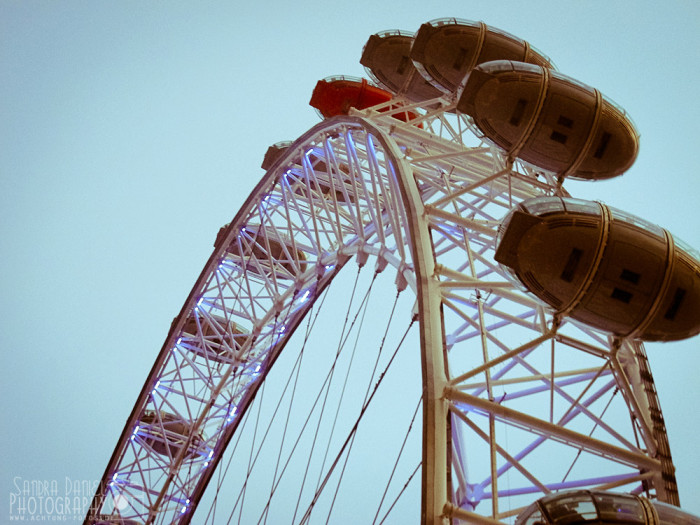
<box><xmin>85</xmin><ymin>116</ymin><xmax>450</xmax><ymax>524</ymax></box>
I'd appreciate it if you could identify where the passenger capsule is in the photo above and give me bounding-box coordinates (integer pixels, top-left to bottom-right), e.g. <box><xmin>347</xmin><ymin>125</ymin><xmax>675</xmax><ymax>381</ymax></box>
<box><xmin>181</xmin><ymin>314</ymin><xmax>246</xmax><ymax>364</ymax></box>
<box><xmin>216</xmin><ymin>224</ymin><xmax>308</xmax><ymax>279</ymax></box>
<box><xmin>261</xmin><ymin>142</ymin><xmax>354</xmax><ymax>203</ymax></box>
<box><xmin>410</xmin><ymin>18</ymin><xmax>554</xmax><ymax>95</ymax></box>
<box><xmin>458</xmin><ymin>60</ymin><xmax>639</xmax><ymax>180</ymax></box>
<box><xmin>515</xmin><ymin>489</ymin><xmax>700</xmax><ymax>525</ymax></box>
<box><xmin>360</xmin><ymin>30</ymin><xmax>444</xmax><ymax>103</ymax></box>
<box><xmin>309</xmin><ymin>76</ymin><xmax>419</xmax><ymax>123</ymax></box>
<box><xmin>261</xmin><ymin>141</ymin><xmax>292</xmax><ymax>171</ymax></box>
<box><xmin>495</xmin><ymin>197</ymin><xmax>700</xmax><ymax>342</ymax></box>
<box><xmin>139</xmin><ymin>411</ymin><xmax>206</xmax><ymax>459</ymax></box>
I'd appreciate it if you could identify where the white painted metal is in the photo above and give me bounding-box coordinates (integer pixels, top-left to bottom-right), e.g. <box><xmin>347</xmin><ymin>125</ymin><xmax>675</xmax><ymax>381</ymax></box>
<box><xmin>87</xmin><ymin>97</ymin><xmax>678</xmax><ymax>525</ymax></box>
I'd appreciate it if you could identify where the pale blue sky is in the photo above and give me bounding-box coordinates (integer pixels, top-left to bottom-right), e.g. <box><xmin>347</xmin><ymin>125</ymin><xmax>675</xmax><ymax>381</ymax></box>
<box><xmin>2</xmin><ymin>1</ymin><xmax>699</xmax><ymax>521</ymax></box>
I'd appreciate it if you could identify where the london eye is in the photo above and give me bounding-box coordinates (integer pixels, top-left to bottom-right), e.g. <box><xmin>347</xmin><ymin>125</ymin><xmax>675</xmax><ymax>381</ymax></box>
<box><xmin>86</xmin><ymin>18</ymin><xmax>700</xmax><ymax>525</ymax></box>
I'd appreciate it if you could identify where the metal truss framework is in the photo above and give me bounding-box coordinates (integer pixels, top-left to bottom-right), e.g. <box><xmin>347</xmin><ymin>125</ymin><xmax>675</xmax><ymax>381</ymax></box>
<box><xmin>87</xmin><ymin>99</ymin><xmax>676</xmax><ymax>524</ymax></box>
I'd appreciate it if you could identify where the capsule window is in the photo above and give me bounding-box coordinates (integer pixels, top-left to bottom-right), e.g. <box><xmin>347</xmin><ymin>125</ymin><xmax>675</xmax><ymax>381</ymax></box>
<box><xmin>397</xmin><ymin>55</ymin><xmax>410</xmax><ymax>75</ymax></box>
<box><xmin>544</xmin><ymin>495</ymin><xmax>597</xmax><ymax>522</ymax></box>
<box><xmin>560</xmin><ymin>248</ymin><xmax>583</xmax><ymax>283</ymax></box>
<box><xmin>452</xmin><ymin>47</ymin><xmax>469</xmax><ymax>70</ymax></box>
<box><xmin>594</xmin><ymin>132</ymin><xmax>612</xmax><ymax>159</ymax></box>
<box><xmin>510</xmin><ymin>98</ymin><xmax>528</xmax><ymax>126</ymax></box>
<box><xmin>557</xmin><ymin>115</ymin><xmax>574</xmax><ymax>128</ymax></box>
<box><xmin>664</xmin><ymin>287</ymin><xmax>687</xmax><ymax>320</ymax></box>
<box><xmin>620</xmin><ymin>268</ymin><xmax>641</xmax><ymax>285</ymax></box>
<box><xmin>611</xmin><ymin>287</ymin><xmax>633</xmax><ymax>303</ymax></box>
<box><xmin>550</xmin><ymin>130</ymin><xmax>568</xmax><ymax>144</ymax></box>
<box><xmin>594</xmin><ymin>493</ymin><xmax>646</xmax><ymax>522</ymax></box>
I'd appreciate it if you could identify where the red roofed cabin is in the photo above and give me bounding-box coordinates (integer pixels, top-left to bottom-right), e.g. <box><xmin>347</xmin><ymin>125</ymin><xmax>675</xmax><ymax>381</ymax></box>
<box><xmin>309</xmin><ymin>76</ymin><xmax>418</xmax><ymax>123</ymax></box>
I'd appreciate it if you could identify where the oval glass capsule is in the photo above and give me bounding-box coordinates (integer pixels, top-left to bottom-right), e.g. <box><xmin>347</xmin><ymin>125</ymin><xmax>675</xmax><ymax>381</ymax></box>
<box><xmin>181</xmin><ymin>314</ymin><xmax>246</xmax><ymax>364</ymax></box>
<box><xmin>410</xmin><ymin>18</ymin><xmax>554</xmax><ymax>95</ymax></box>
<box><xmin>139</xmin><ymin>411</ymin><xmax>206</xmax><ymax>459</ymax></box>
<box><xmin>457</xmin><ymin>60</ymin><xmax>639</xmax><ymax>180</ymax></box>
<box><xmin>360</xmin><ymin>30</ymin><xmax>444</xmax><ymax>103</ymax></box>
<box><xmin>515</xmin><ymin>489</ymin><xmax>700</xmax><ymax>525</ymax></box>
<box><xmin>260</xmin><ymin>141</ymin><xmax>293</xmax><ymax>171</ymax></box>
<box><xmin>217</xmin><ymin>224</ymin><xmax>308</xmax><ymax>279</ymax></box>
<box><xmin>261</xmin><ymin>143</ymin><xmax>354</xmax><ymax>203</ymax></box>
<box><xmin>495</xmin><ymin>197</ymin><xmax>700</xmax><ymax>341</ymax></box>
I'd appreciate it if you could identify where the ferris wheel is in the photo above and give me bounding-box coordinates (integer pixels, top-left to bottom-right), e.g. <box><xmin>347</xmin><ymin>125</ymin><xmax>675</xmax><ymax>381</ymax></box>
<box><xmin>87</xmin><ymin>18</ymin><xmax>700</xmax><ymax>525</ymax></box>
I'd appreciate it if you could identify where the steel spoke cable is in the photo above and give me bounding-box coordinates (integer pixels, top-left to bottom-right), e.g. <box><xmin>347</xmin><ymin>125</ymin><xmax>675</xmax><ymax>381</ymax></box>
<box><xmin>561</xmin><ymin>387</ymin><xmax>619</xmax><ymax>484</ymax></box>
<box><xmin>358</xmin><ymin>290</ymin><xmax>402</xmax><ymax>408</ymax></box>
<box><xmin>290</xmin><ymin>283</ymin><xmax>359</xmax><ymax>521</ymax></box>
<box><xmin>231</xmin><ymin>282</ymin><xmax>310</xmax><ymax>518</ymax></box>
<box><xmin>292</xmin><ymin>302</ymin><xmax>366</xmax><ymax>523</ymax></box>
<box><xmin>292</xmin><ymin>268</ymin><xmax>369</xmax><ymax>518</ymax></box>
<box><xmin>376</xmin><ymin>461</ymin><xmax>422</xmax><ymax>525</ymax></box>
<box><xmin>298</xmin><ymin>318</ymin><xmax>416</xmax><ymax>525</ymax></box>
<box><xmin>321</xmin><ymin>276</ymin><xmax>380</xmax><ymax>523</ymax></box>
<box><xmin>229</xmin><ymin>342</ymin><xmax>303</xmax><ymax>523</ymax></box>
<box><xmin>301</xmin><ymin>317</ymin><xmax>416</xmax><ymax>525</ymax></box>
<box><xmin>219</xmin><ymin>289</ymin><xmax>333</xmax><ymax>524</ymax></box>
<box><xmin>372</xmin><ymin>395</ymin><xmax>422</xmax><ymax>524</ymax></box>
<box><xmin>311</xmin><ymin>268</ymin><xmax>377</xmax><ymax>494</ymax></box>
<box><xmin>324</xmin><ymin>289</ymin><xmax>403</xmax><ymax>522</ymax></box>
<box><xmin>203</xmin><ymin>393</ymin><xmax>256</xmax><ymax>525</ymax></box>
<box><xmin>235</xmin><ymin>313</ymin><xmax>293</xmax><ymax>522</ymax></box>
<box><xmin>208</xmin><ymin>264</ymin><xmax>366</xmax><ymax>525</ymax></box>
<box><xmin>236</xmin><ymin>365</ymin><xmax>267</xmax><ymax>523</ymax></box>
<box><xmin>261</xmin><ymin>308</ymin><xmax>314</xmax><ymax>525</ymax></box>
<box><xmin>248</xmin><ymin>266</ymin><xmax>378</xmax><ymax>524</ymax></box>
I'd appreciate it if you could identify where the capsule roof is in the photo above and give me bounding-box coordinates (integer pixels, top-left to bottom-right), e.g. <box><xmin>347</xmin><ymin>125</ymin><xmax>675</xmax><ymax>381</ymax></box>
<box><xmin>458</xmin><ymin>60</ymin><xmax>639</xmax><ymax>180</ymax></box>
<box><xmin>217</xmin><ymin>223</ymin><xmax>308</xmax><ymax>279</ymax></box>
<box><xmin>410</xmin><ymin>18</ymin><xmax>554</xmax><ymax>96</ymax></box>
